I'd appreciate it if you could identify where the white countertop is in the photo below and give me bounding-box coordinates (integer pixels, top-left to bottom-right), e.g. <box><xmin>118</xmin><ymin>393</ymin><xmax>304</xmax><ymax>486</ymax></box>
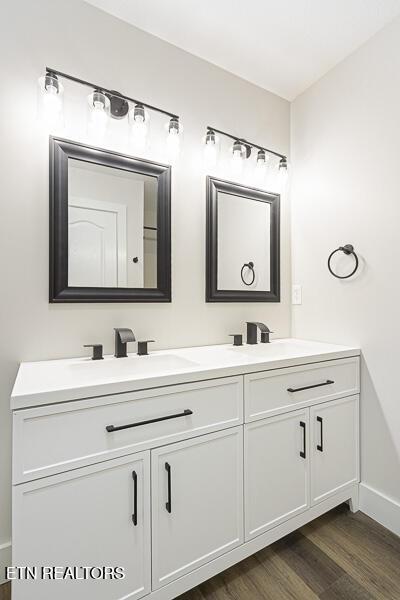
<box><xmin>11</xmin><ymin>338</ymin><xmax>360</xmax><ymax>410</ymax></box>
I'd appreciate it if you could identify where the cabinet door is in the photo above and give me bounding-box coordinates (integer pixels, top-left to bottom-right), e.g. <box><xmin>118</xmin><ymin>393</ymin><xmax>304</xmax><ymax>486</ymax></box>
<box><xmin>310</xmin><ymin>395</ymin><xmax>359</xmax><ymax>505</ymax></box>
<box><xmin>12</xmin><ymin>453</ymin><xmax>151</xmax><ymax>600</ymax></box>
<box><xmin>151</xmin><ymin>427</ymin><xmax>243</xmax><ymax>589</ymax></box>
<box><xmin>245</xmin><ymin>409</ymin><xmax>310</xmax><ymax>541</ymax></box>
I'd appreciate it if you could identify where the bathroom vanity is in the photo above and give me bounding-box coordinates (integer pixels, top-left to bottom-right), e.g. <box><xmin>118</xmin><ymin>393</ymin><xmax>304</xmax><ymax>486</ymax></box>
<box><xmin>11</xmin><ymin>338</ymin><xmax>360</xmax><ymax>600</ymax></box>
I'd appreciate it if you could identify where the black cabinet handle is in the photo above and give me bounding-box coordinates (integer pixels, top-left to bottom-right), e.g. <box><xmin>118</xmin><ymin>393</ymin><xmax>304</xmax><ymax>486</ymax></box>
<box><xmin>317</xmin><ymin>416</ymin><xmax>323</xmax><ymax>452</ymax></box>
<box><xmin>165</xmin><ymin>462</ymin><xmax>172</xmax><ymax>513</ymax></box>
<box><xmin>106</xmin><ymin>409</ymin><xmax>193</xmax><ymax>433</ymax></box>
<box><xmin>287</xmin><ymin>380</ymin><xmax>334</xmax><ymax>393</ymax></box>
<box><xmin>132</xmin><ymin>471</ymin><xmax>138</xmax><ymax>526</ymax></box>
<box><xmin>300</xmin><ymin>421</ymin><xmax>306</xmax><ymax>459</ymax></box>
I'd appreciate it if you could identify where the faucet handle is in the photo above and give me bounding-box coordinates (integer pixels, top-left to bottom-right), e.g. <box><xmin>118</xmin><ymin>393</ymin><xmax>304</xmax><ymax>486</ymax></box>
<box><xmin>229</xmin><ymin>334</ymin><xmax>243</xmax><ymax>346</ymax></box>
<box><xmin>260</xmin><ymin>331</ymin><xmax>273</xmax><ymax>344</ymax></box>
<box><xmin>83</xmin><ymin>344</ymin><xmax>103</xmax><ymax>360</ymax></box>
<box><xmin>137</xmin><ymin>340</ymin><xmax>155</xmax><ymax>356</ymax></box>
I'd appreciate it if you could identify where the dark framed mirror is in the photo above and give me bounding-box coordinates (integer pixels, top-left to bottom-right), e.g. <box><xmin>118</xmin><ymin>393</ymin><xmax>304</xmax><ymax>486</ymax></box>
<box><xmin>206</xmin><ymin>176</ymin><xmax>280</xmax><ymax>302</ymax></box>
<box><xmin>49</xmin><ymin>137</ymin><xmax>171</xmax><ymax>302</ymax></box>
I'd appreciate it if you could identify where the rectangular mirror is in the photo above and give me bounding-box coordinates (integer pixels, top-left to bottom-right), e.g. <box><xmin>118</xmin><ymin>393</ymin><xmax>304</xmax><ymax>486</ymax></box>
<box><xmin>206</xmin><ymin>177</ymin><xmax>280</xmax><ymax>302</ymax></box>
<box><xmin>50</xmin><ymin>137</ymin><xmax>171</xmax><ymax>302</ymax></box>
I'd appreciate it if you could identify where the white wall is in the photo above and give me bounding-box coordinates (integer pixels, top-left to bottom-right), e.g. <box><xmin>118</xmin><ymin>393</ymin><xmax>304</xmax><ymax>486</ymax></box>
<box><xmin>291</xmin><ymin>16</ymin><xmax>400</xmax><ymax>530</ymax></box>
<box><xmin>0</xmin><ymin>0</ymin><xmax>290</xmax><ymax>566</ymax></box>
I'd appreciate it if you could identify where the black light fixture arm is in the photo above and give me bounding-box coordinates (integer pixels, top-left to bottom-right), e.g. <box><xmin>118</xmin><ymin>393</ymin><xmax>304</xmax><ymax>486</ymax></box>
<box><xmin>46</xmin><ymin>67</ymin><xmax>179</xmax><ymax>119</ymax></box>
<box><xmin>207</xmin><ymin>125</ymin><xmax>287</xmax><ymax>160</ymax></box>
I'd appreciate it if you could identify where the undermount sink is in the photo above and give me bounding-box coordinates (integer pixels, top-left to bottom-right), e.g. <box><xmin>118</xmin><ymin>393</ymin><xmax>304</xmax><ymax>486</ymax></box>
<box><xmin>69</xmin><ymin>353</ymin><xmax>199</xmax><ymax>380</ymax></box>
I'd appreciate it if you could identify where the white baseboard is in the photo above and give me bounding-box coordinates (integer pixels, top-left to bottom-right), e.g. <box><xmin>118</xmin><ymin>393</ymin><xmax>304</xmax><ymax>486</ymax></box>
<box><xmin>359</xmin><ymin>483</ymin><xmax>400</xmax><ymax>537</ymax></box>
<box><xmin>0</xmin><ymin>541</ymin><xmax>11</xmax><ymax>585</ymax></box>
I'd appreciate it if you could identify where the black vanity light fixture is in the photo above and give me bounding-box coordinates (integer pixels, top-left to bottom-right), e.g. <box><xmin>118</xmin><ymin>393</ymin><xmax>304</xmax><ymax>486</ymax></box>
<box><xmin>38</xmin><ymin>68</ymin><xmax>182</xmax><ymax>156</ymax></box>
<box><xmin>203</xmin><ymin>125</ymin><xmax>288</xmax><ymax>180</ymax></box>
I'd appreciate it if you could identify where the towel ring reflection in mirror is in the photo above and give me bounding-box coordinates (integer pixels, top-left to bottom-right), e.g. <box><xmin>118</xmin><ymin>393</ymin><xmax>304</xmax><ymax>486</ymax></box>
<box><xmin>241</xmin><ymin>261</ymin><xmax>255</xmax><ymax>286</ymax></box>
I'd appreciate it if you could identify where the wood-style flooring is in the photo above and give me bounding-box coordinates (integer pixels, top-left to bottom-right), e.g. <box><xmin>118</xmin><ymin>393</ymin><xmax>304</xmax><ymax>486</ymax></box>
<box><xmin>1</xmin><ymin>504</ymin><xmax>399</xmax><ymax>600</ymax></box>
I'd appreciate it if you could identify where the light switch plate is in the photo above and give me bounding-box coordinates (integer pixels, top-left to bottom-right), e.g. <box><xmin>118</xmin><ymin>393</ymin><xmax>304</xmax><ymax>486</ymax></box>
<box><xmin>292</xmin><ymin>284</ymin><xmax>302</xmax><ymax>305</ymax></box>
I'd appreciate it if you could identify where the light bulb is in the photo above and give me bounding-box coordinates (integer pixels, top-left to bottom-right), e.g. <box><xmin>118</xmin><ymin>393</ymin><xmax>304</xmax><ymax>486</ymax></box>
<box><xmin>255</xmin><ymin>149</ymin><xmax>267</xmax><ymax>184</ymax></box>
<box><xmin>37</xmin><ymin>72</ymin><xmax>64</xmax><ymax>131</ymax></box>
<box><xmin>87</xmin><ymin>90</ymin><xmax>110</xmax><ymax>142</ymax></box>
<box><xmin>278</xmin><ymin>157</ymin><xmax>289</xmax><ymax>192</ymax></box>
<box><xmin>256</xmin><ymin>149</ymin><xmax>267</xmax><ymax>169</ymax></box>
<box><xmin>204</xmin><ymin>129</ymin><xmax>219</xmax><ymax>168</ymax></box>
<box><xmin>129</xmin><ymin>104</ymin><xmax>149</xmax><ymax>152</ymax></box>
<box><xmin>166</xmin><ymin>117</ymin><xmax>182</xmax><ymax>161</ymax></box>
<box><xmin>231</xmin><ymin>140</ymin><xmax>245</xmax><ymax>175</ymax></box>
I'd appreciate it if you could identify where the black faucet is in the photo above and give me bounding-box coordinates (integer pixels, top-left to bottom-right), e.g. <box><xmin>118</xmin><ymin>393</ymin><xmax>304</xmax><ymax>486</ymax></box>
<box><xmin>246</xmin><ymin>322</ymin><xmax>272</xmax><ymax>345</ymax></box>
<box><xmin>114</xmin><ymin>328</ymin><xmax>136</xmax><ymax>358</ymax></box>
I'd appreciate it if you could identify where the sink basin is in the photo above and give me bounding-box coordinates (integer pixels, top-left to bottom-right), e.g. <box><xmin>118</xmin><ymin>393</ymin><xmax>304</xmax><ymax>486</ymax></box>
<box><xmin>69</xmin><ymin>354</ymin><xmax>199</xmax><ymax>381</ymax></box>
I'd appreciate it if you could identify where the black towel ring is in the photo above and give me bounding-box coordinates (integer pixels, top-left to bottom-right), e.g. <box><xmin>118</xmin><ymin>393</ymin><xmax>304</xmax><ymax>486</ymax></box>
<box><xmin>241</xmin><ymin>261</ymin><xmax>255</xmax><ymax>286</ymax></box>
<box><xmin>328</xmin><ymin>244</ymin><xmax>359</xmax><ymax>279</ymax></box>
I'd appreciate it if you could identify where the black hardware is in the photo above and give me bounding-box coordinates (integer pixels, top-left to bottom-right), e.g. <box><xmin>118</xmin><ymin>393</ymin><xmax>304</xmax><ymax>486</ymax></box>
<box><xmin>165</xmin><ymin>462</ymin><xmax>172</xmax><ymax>513</ymax></box>
<box><xmin>106</xmin><ymin>409</ymin><xmax>193</xmax><ymax>433</ymax></box>
<box><xmin>241</xmin><ymin>262</ymin><xmax>255</xmax><ymax>286</ymax></box>
<box><xmin>260</xmin><ymin>331</ymin><xmax>272</xmax><ymax>344</ymax></box>
<box><xmin>246</xmin><ymin>322</ymin><xmax>271</xmax><ymax>345</ymax></box>
<box><xmin>46</xmin><ymin>67</ymin><xmax>179</xmax><ymax>120</ymax></box>
<box><xmin>229</xmin><ymin>334</ymin><xmax>243</xmax><ymax>346</ymax></box>
<box><xmin>132</xmin><ymin>257</ymin><xmax>139</xmax><ymax>263</ymax></box>
<box><xmin>317</xmin><ymin>416</ymin><xmax>324</xmax><ymax>452</ymax></box>
<box><xmin>137</xmin><ymin>340</ymin><xmax>155</xmax><ymax>356</ymax></box>
<box><xmin>49</xmin><ymin>137</ymin><xmax>171</xmax><ymax>304</ymax></box>
<box><xmin>144</xmin><ymin>226</ymin><xmax>158</xmax><ymax>231</ymax></box>
<box><xmin>328</xmin><ymin>244</ymin><xmax>359</xmax><ymax>279</ymax></box>
<box><xmin>287</xmin><ymin>380</ymin><xmax>334</xmax><ymax>393</ymax></box>
<box><xmin>114</xmin><ymin>328</ymin><xmax>136</xmax><ymax>358</ymax></box>
<box><xmin>207</xmin><ymin>126</ymin><xmax>287</xmax><ymax>161</ymax></box>
<box><xmin>83</xmin><ymin>344</ymin><xmax>103</xmax><ymax>360</ymax></box>
<box><xmin>107</xmin><ymin>91</ymin><xmax>129</xmax><ymax>119</ymax></box>
<box><xmin>132</xmin><ymin>470</ymin><xmax>138</xmax><ymax>526</ymax></box>
<box><xmin>206</xmin><ymin>177</ymin><xmax>280</xmax><ymax>303</ymax></box>
<box><xmin>300</xmin><ymin>421</ymin><xmax>306</xmax><ymax>459</ymax></box>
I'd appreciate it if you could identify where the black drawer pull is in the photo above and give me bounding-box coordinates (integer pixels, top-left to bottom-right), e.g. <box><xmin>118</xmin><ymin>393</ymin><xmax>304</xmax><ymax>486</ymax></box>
<box><xmin>317</xmin><ymin>416</ymin><xmax>323</xmax><ymax>452</ymax></box>
<box><xmin>106</xmin><ymin>409</ymin><xmax>193</xmax><ymax>433</ymax></box>
<box><xmin>300</xmin><ymin>421</ymin><xmax>306</xmax><ymax>459</ymax></box>
<box><xmin>165</xmin><ymin>462</ymin><xmax>172</xmax><ymax>513</ymax></box>
<box><xmin>287</xmin><ymin>380</ymin><xmax>334</xmax><ymax>393</ymax></box>
<box><xmin>132</xmin><ymin>470</ymin><xmax>138</xmax><ymax>526</ymax></box>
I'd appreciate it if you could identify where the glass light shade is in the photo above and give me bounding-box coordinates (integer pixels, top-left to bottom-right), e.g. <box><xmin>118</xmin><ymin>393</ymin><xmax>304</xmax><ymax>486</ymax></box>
<box><xmin>203</xmin><ymin>130</ymin><xmax>219</xmax><ymax>168</ymax></box>
<box><xmin>87</xmin><ymin>90</ymin><xmax>110</xmax><ymax>142</ymax></box>
<box><xmin>37</xmin><ymin>73</ymin><xmax>64</xmax><ymax>131</ymax></box>
<box><xmin>256</xmin><ymin>149</ymin><xmax>267</xmax><ymax>169</ymax></box>
<box><xmin>231</xmin><ymin>140</ymin><xmax>246</xmax><ymax>175</ymax></box>
<box><xmin>278</xmin><ymin>157</ymin><xmax>289</xmax><ymax>192</ymax></box>
<box><xmin>255</xmin><ymin>149</ymin><xmax>268</xmax><ymax>184</ymax></box>
<box><xmin>166</xmin><ymin>117</ymin><xmax>183</xmax><ymax>161</ymax></box>
<box><xmin>128</xmin><ymin>104</ymin><xmax>150</xmax><ymax>152</ymax></box>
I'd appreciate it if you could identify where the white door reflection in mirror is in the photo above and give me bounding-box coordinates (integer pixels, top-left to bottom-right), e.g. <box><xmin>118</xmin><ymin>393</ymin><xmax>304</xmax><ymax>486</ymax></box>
<box><xmin>68</xmin><ymin>159</ymin><xmax>157</xmax><ymax>289</ymax></box>
<box><xmin>217</xmin><ymin>193</ymin><xmax>271</xmax><ymax>291</ymax></box>
<box><xmin>69</xmin><ymin>197</ymin><xmax>127</xmax><ymax>287</ymax></box>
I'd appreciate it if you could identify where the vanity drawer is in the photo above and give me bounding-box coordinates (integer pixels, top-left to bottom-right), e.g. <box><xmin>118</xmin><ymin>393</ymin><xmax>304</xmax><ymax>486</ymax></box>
<box><xmin>13</xmin><ymin>376</ymin><xmax>243</xmax><ymax>483</ymax></box>
<box><xmin>245</xmin><ymin>357</ymin><xmax>359</xmax><ymax>422</ymax></box>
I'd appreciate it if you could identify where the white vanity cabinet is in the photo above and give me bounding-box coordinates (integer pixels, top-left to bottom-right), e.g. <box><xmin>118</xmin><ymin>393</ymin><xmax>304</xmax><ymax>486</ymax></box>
<box><xmin>11</xmin><ymin>340</ymin><xmax>360</xmax><ymax>600</ymax></box>
<box><xmin>244</xmin><ymin>409</ymin><xmax>310</xmax><ymax>541</ymax></box>
<box><xmin>12</xmin><ymin>452</ymin><xmax>151</xmax><ymax>600</ymax></box>
<box><xmin>151</xmin><ymin>427</ymin><xmax>243</xmax><ymax>589</ymax></box>
<box><xmin>310</xmin><ymin>395</ymin><xmax>359</xmax><ymax>505</ymax></box>
<box><xmin>244</xmin><ymin>396</ymin><xmax>360</xmax><ymax>542</ymax></box>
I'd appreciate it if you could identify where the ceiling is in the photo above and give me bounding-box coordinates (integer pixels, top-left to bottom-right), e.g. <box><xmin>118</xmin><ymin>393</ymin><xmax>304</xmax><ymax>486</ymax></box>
<box><xmin>85</xmin><ymin>0</ymin><xmax>400</xmax><ymax>100</ymax></box>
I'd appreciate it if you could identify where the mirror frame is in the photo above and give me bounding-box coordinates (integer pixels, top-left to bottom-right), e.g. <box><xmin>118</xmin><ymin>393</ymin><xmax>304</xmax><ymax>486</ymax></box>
<box><xmin>49</xmin><ymin>137</ymin><xmax>171</xmax><ymax>303</ymax></box>
<box><xmin>206</xmin><ymin>176</ymin><xmax>280</xmax><ymax>302</ymax></box>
